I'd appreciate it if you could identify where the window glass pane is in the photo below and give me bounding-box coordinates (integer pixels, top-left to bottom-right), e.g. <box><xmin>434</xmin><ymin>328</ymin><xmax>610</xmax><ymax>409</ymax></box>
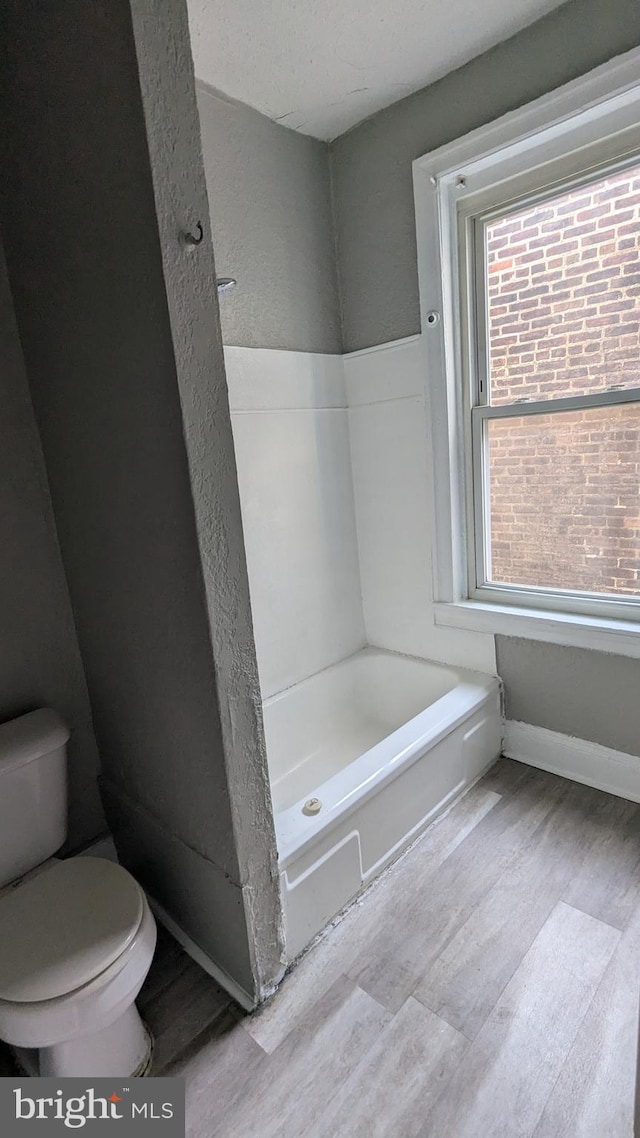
<box><xmin>486</xmin><ymin>402</ymin><xmax>640</xmax><ymax>595</ymax></box>
<box><xmin>486</xmin><ymin>163</ymin><xmax>640</xmax><ymax>406</ymax></box>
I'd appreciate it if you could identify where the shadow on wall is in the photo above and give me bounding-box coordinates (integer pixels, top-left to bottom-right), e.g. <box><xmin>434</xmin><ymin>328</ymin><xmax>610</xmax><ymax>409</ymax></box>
<box><xmin>0</xmin><ymin>237</ymin><xmax>105</xmax><ymax>851</ymax></box>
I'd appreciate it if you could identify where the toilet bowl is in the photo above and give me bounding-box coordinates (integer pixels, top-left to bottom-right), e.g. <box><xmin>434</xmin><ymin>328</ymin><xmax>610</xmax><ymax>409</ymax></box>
<box><xmin>0</xmin><ymin>710</ymin><xmax>157</xmax><ymax>1077</ymax></box>
<box><xmin>0</xmin><ymin>857</ymin><xmax>157</xmax><ymax>1077</ymax></box>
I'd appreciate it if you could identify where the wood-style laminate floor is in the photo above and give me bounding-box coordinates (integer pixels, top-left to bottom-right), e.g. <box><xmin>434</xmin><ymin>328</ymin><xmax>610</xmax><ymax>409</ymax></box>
<box><xmin>2</xmin><ymin>758</ymin><xmax>640</xmax><ymax>1137</ymax></box>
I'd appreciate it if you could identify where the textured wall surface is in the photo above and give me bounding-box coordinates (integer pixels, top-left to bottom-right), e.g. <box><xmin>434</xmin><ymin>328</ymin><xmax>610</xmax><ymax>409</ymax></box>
<box><xmin>330</xmin><ymin>0</ymin><xmax>640</xmax><ymax>353</ymax></box>
<box><xmin>1</xmin><ymin>0</ymin><xmax>281</xmax><ymax>1000</ymax></box>
<box><xmin>0</xmin><ymin>240</ymin><xmax>106</xmax><ymax>851</ymax></box>
<box><xmin>197</xmin><ymin>85</ymin><xmax>341</xmax><ymax>353</ymax></box>
<box><xmin>498</xmin><ymin>637</ymin><xmax>640</xmax><ymax>756</ymax></box>
<box><xmin>132</xmin><ymin>3</ymin><xmax>284</xmax><ymax>992</ymax></box>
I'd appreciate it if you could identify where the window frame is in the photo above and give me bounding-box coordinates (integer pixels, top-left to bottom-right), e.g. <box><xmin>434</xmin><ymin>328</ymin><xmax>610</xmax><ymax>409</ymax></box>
<box><xmin>412</xmin><ymin>47</ymin><xmax>640</xmax><ymax>657</ymax></box>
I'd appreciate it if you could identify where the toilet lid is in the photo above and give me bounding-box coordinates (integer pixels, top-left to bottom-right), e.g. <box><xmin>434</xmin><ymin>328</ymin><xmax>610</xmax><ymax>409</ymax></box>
<box><xmin>0</xmin><ymin>857</ymin><xmax>144</xmax><ymax>1003</ymax></box>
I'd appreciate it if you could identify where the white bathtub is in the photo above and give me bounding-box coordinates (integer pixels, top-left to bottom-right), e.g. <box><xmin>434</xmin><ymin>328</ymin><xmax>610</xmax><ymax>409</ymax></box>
<box><xmin>262</xmin><ymin>647</ymin><xmax>502</xmax><ymax>959</ymax></box>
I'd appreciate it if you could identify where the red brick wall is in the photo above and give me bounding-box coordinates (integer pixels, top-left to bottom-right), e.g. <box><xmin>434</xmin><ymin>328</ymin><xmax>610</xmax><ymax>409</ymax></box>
<box><xmin>485</xmin><ymin>167</ymin><xmax>640</xmax><ymax>595</ymax></box>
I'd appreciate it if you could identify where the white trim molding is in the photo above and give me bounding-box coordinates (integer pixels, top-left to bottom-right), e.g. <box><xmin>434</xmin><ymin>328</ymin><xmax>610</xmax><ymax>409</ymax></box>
<box><xmin>435</xmin><ymin>600</ymin><xmax>640</xmax><ymax>661</ymax></box>
<box><xmin>343</xmin><ymin>334</ymin><xmax>422</xmax><ymax>360</ymax></box>
<box><xmin>147</xmin><ymin>895</ymin><xmax>258</xmax><ymax>1011</ymax></box>
<box><xmin>503</xmin><ymin>720</ymin><xmax>640</xmax><ymax>804</ymax></box>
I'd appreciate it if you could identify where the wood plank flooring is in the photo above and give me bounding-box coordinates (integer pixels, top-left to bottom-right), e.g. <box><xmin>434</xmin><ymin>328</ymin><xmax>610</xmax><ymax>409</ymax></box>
<box><xmin>1</xmin><ymin>758</ymin><xmax>639</xmax><ymax>1137</ymax></box>
<box><xmin>159</xmin><ymin>759</ymin><xmax>640</xmax><ymax>1137</ymax></box>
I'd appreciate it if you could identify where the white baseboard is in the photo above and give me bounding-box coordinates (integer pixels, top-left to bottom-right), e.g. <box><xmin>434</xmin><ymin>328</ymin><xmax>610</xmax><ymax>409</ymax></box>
<box><xmin>147</xmin><ymin>896</ymin><xmax>256</xmax><ymax>1012</ymax></box>
<box><xmin>503</xmin><ymin>720</ymin><xmax>640</xmax><ymax>804</ymax></box>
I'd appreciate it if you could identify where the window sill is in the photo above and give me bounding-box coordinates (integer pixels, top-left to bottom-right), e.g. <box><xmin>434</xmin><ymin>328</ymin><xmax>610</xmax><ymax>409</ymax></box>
<box><xmin>434</xmin><ymin>600</ymin><xmax>640</xmax><ymax>659</ymax></box>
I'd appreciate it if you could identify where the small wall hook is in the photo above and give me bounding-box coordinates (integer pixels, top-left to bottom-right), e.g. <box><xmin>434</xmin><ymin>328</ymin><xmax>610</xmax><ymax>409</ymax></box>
<box><xmin>183</xmin><ymin>221</ymin><xmax>204</xmax><ymax>246</ymax></box>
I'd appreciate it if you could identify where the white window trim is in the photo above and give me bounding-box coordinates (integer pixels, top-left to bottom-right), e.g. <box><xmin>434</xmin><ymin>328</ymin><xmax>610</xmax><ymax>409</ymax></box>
<box><xmin>413</xmin><ymin>46</ymin><xmax>640</xmax><ymax>659</ymax></box>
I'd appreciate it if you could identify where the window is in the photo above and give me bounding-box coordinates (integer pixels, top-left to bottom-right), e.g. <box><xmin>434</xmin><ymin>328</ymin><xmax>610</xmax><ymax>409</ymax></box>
<box><xmin>413</xmin><ymin>50</ymin><xmax>640</xmax><ymax>653</ymax></box>
<box><xmin>474</xmin><ymin>162</ymin><xmax>640</xmax><ymax>602</ymax></box>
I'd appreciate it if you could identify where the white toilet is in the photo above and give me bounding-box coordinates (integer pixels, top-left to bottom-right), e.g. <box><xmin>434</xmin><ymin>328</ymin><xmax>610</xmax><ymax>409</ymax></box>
<box><xmin>0</xmin><ymin>708</ymin><xmax>157</xmax><ymax>1077</ymax></box>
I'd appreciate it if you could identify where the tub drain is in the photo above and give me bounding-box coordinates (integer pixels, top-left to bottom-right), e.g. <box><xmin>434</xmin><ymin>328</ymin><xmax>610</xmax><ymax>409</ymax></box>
<box><xmin>302</xmin><ymin>797</ymin><xmax>322</xmax><ymax>816</ymax></box>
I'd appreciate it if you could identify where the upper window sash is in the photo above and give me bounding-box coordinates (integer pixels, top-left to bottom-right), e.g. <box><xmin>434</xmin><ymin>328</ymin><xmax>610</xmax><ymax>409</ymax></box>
<box><xmin>461</xmin><ymin>147</ymin><xmax>640</xmax><ymax>416</ymax></box>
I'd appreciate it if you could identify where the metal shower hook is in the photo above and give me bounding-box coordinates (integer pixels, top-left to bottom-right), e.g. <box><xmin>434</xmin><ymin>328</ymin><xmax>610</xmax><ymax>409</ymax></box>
<box><xmin>183</xmin><ymin>221</ymin><xmax>204</xmax><ymax>246</ymax></box>
<box><xmin>180</xmin><ymin>220</ymin><xmax>236</xmax><ymax>295</ymax></box>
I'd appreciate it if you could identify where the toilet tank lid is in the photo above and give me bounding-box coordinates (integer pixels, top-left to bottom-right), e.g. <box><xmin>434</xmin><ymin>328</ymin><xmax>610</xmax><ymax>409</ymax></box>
<box><xmin>0</xmin><ymin>709</ymin><xmax>70</xmax><ymax>774</ymax></box>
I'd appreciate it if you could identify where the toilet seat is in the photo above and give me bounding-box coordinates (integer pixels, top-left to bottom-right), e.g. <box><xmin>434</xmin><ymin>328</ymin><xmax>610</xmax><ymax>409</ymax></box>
<box><xmin>0</xmin><ymin>883</ymin><xmax>156</xmax><ymax>1053</ymax></box>
<box><xmin>0</xmin><ymin>857</ymin><xmax>144</xmax><ymax>1003</ymax></box>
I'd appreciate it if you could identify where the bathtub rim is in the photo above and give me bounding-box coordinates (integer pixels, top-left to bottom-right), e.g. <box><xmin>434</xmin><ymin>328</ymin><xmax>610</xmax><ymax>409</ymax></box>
<box><xmin>270</xmin><ymin>657</ymin><xmax>500</xmax><ymax>871</ymax></box>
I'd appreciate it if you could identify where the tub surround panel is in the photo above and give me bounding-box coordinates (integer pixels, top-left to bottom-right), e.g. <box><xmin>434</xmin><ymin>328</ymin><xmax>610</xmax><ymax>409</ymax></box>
<box><xmin>231</xmin><ymin>408</ymin><xmax>365</xmax><ymax>698</ymax></box>
<box><xmin>343</xmin><ymin>335</ymin><xmax>424</xmax><ymax>405</ymax></box>
<box><xmin>345</xmin><ymin>338</ymin><xmax>496</xmax><ymax>674</ymax></box>
<box><xmin>349</xmin><ymin>395</ymin><xmax>434</xmax><ymax>655</ymax></box>
<box><xmin>224</xmin><ymin>348</ymin><xmax>365</xmax><ymax>700</ymax></box>
<box><xmin>224</xmin><ymin>346</ymin><xmax>346</xmax><ymax>412</ymax></box>
<box><xmin>226</xmin><ymin>341</ymin><xmax>495</xmax><ymax>689</ymax></box>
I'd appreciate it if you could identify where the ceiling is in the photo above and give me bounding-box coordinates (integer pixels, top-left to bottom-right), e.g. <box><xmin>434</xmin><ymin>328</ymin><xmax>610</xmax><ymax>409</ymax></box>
<box><xmin>187</xmin><ymin>0</ymin><xmax>567</xmax><ymax>142</ymax></box>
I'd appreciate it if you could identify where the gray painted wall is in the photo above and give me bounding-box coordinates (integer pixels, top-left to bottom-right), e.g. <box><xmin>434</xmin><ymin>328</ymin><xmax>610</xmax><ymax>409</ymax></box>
<box><xmin>1</xmin><ymin>0</ymin><xmax>281</xmax><ymax>1001</ymax></box>
<box><xmin>497</xmin><ymin>638</ymin><xmax>640</xmax><ymax>757</ymax></box>
<box><xmin>330</xmin><ymin>0</ymin><xmax>640</xmax><ymax>752</ymax></box>
<box><xmin>0</xmin><ymin>240</ymin><xmax>106</xmax><ymax>851</ymax></box>
<box><xmin>197</xmin><ymin>84</ymin><xmax>341</xmax><ymax>353</ymax></box>
<box><xmin>330</xmin><ymin>0</ymin><xmax>640</xmax><ymax>353</ymax></box>
<box><xmin>131</xmin><ymin>1</ymin><xmax>283</xmax><ymax>991</ymax></box>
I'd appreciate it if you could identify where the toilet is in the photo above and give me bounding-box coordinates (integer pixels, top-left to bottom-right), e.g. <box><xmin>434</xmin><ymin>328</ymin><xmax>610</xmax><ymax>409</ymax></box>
<box><xmin>0</xmin><ymin>708</ymin><xmax>157</xmax><ymax>1077</ymax></box>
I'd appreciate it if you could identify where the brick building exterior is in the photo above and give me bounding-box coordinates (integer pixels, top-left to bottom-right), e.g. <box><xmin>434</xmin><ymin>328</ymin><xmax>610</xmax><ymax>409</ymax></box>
<box><xmin>485</xmin><ymin>166</ymin><xmax>640</xmax><ymax>596</ymax></box>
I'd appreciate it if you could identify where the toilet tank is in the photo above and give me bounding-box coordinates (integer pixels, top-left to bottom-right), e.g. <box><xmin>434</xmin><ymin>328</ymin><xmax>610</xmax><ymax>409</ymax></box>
<box><xmin>0</xmin><ymin>709</ymin><xmax>70</xmax><ymax>888</ymax></box>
